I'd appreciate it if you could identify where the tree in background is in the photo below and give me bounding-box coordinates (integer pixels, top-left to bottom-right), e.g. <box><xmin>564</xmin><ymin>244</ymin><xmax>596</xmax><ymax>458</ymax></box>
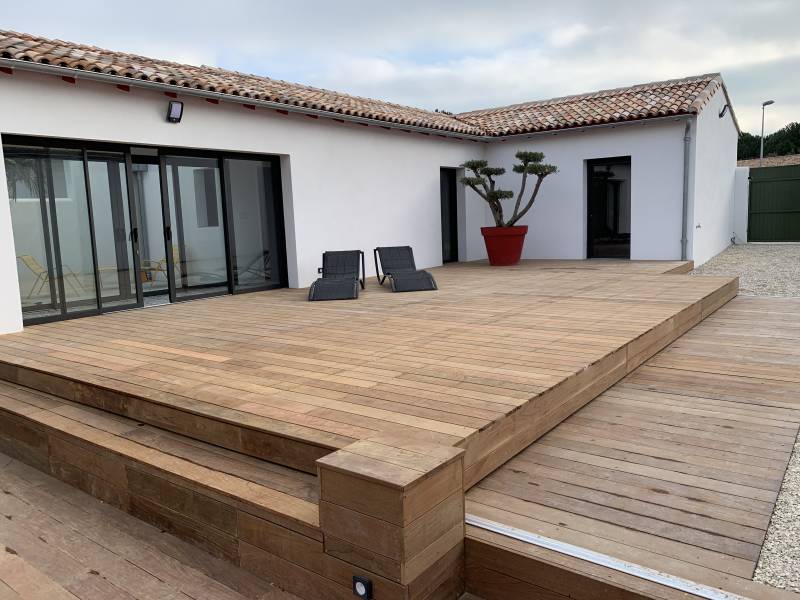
<box><xmin>738</xmin><ymin>122</ymin><xmax>800</xmax><ymax>159</ymax></box>
<box><xmin>737</xmin><ymin>132</ymin><xmax>761</xmax><ymax>160</ymax></box>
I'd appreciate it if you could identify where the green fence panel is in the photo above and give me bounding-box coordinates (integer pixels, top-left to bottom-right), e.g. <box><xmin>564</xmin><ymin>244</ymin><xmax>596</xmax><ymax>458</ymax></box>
<box><xmin>748</xmin><ymin>165</ymin><xmax>800</xmax><ymax>242</ymax></box>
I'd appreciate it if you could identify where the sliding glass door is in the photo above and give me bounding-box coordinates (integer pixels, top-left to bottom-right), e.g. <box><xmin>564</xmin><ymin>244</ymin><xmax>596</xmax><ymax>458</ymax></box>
<box><xmin>49</xmin><ymin>149</ymin><xmax>99</xmax><ymax>315</ymax></box>
<box><xmin>130</xmin><ymin>158</ymin><xmax>170</xmax><ymax>304</ymax></box>
<box><xmin>6</xmin><ymin>145</ymin><xmax>101</xmax><ymax>319</ymax></box>
<box><xmin>163</xmin><ymin>156</ymin><xmax>230</xmax><ymax>301</ymax></box>
<box><xmin>4</xmin><ymin>136</ymin><xmax>287</xmax><ymax>324</ymax></box>
<box><xmin>86</xmin><ymin>151</ymin><xmax>141</xmax><ymax>310</ymax></box>
<box><xmin>5</xmin><ymin>146</ymin><xmax>62</xmax><ymax>320</ymax></box>
<box><xmin>225</xmin><ymin>157</ymin><xmax>284</xmax><ymax>291</ymax></box>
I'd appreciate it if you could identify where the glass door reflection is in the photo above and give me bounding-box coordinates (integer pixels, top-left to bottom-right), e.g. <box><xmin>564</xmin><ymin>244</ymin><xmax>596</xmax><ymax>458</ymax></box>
<box><xmin>130</xmin><ymin>159</ymin><xmax>170</xmax><ymax>306</ymax></box>
<box><xmin>224</xmin><ymin>157</ymin><xmax>283</xmax><ymax>291</ymax></box>
<box><xmin>49</xmin><ymin>149</ymin><xmax>98</xmax><ymax>315</ymax></box>
<box><xmin>163</xmin><ymin>156</ymin><xmax>230</xmax><ymax>300</ymax></box>
<box><xmin>86</xmin><ymin>151</ymin><xmax>141</xmax><ymax>310</ymax></box>
<box><xmin>5</xmin><ymin>146</ymin><xmax>62</xmax><ymax>320</ymax></box>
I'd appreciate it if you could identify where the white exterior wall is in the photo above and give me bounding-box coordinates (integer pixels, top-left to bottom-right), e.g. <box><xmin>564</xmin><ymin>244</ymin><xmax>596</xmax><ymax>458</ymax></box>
<box><xmin>0</xmin><ymin>142</ymin><xmax>23</xmax><ymax>333</ymax></box>
<box><xmin>0</xmin><ymin>71</ymin><xmax>485</xmax><ymax>317</ymax></box>
<box><xmin>733</xmin><ymin>166</ymin><xmax>750</xmax><ymax>244</ymax></box>
<box><xmin>484</xmin><ymin>120</ymin><xmax>689</xmax><ymax>260</ymax></box>
<box><xmin>689</xmin><ymin>88</ymin><xmax>739</xmax><ymax>266</ymax></box>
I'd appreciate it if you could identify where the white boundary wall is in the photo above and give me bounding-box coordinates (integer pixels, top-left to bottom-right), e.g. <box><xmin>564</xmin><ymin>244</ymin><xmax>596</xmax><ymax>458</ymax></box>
<box><xmin>733</xmin><ymin>166</ymin><xmax>750</xmax><ymax>244</ymax></box>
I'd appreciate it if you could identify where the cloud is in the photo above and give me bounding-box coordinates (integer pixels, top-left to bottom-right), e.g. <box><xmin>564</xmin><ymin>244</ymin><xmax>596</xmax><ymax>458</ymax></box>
<box><xmin>2</xmin><ymin>0</ymin><xmax>798</xmax><ymax>133</ymax></box>
<box><xmin>548</xmin><ymin>24</ymin><xmax>590</xmax><ymax>48</ymax></box>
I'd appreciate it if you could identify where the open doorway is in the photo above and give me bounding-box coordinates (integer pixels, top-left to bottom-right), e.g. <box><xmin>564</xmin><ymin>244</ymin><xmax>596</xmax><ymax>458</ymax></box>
<box><xmin>440</xmin><ymin>168</ymin><xmax>459</xmax><ymax>263</ymax></box>
<box><xmin>587</xmin><ymin>157</ymin><xmax>631</xmax><ymax>259</ymax></box>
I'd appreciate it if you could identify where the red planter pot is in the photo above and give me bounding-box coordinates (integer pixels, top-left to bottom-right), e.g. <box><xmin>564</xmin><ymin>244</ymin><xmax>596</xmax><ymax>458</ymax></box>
<box><xmin>481</xmin><ymin>225</ymin><xmax>528</xmax><ymax>266</ymax></box>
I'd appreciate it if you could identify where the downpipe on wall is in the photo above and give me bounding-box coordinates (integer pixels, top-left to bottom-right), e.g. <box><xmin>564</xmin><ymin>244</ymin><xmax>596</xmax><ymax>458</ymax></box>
<box><xmin>681</xmin><ymin>120</ymin><xmax>691</xmax><ymax>261</ymax></box>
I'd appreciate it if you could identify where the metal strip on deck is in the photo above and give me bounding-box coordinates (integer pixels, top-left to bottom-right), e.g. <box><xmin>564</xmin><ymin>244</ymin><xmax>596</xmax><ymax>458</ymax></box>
<box><xmin>466</xmin><ymin>514</ymin><xmax>749</xmax><ymax>600</ymax></box>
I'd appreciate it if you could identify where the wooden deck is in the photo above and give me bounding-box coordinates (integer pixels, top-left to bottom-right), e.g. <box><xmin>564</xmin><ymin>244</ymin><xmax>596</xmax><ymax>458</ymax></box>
<box><xmin>466</xmin><ymin>295</ymin><xmax>800</xmax><ymax>600</ymax></box>
<box><xmin>0</xmin><ymin>259</ymin><xmax>746</xmax><ymax>600</ymax></box>
<box><xmin>0</xmin><ymin>260</ymin><xmax>734</xmax><ymax>488</ymax></box>
<box><xmin>0</xmin><ymin>450</ymin><xmax>298</xmax><ymax>600</ymax></box>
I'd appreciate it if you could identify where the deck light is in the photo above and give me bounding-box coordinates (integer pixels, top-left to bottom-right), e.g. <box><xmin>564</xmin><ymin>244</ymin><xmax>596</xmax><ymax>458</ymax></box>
<box><xmin>352</xmin><ymin>575</ymin><xmax>372</xmax><ymax>599</ymax></box>
<box><xmin>166</xmin><ymin>100</ymin><xmax>184</xmax><ymax>123</ymax></box>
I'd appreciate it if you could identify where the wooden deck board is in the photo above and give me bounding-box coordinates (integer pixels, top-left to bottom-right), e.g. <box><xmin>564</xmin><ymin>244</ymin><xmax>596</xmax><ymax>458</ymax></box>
<box><xmin>0</xmin><ymin>260</ymin><xmax>734</xmax><ymax>482</ymax></box>
<box><xmin>466</xmin><ymin>295</ymin><xmax>800</xmax><ymax>600</ymax></box>
<box><xmin>0</xmin><ymin>451</ymin><xmax>298</xmax><ymax>600</ymax></box>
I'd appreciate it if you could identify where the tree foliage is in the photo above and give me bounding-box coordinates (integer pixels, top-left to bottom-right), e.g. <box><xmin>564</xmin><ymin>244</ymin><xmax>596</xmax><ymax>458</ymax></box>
<box><xmin>459</xmin><ymin>150</ymin><xmax>557</xmax><ymax>227</ymax></box>
<box><xmin>738</xmin><ymin>122</ymin><xmax>800</xmax><ymax>160</ymax></box>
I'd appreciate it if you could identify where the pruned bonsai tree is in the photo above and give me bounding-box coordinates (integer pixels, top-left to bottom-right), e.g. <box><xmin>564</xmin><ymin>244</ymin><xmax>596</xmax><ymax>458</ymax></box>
<box><xmin>460</xmin><ymin>151</ymin><xmax>557</xmax><ymax>227</ymax></box>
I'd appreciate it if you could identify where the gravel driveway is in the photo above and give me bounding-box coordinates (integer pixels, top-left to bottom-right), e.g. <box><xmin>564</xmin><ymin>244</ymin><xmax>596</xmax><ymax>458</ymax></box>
<box><xmin>691</xmin><ymin>243</ymin><xmax>800</xmax><ymax>296</ymax></box>
<box><xmin>694</xmin><ymin>243</ymin><xmax>800</xmax><ymax>592</ymax></box>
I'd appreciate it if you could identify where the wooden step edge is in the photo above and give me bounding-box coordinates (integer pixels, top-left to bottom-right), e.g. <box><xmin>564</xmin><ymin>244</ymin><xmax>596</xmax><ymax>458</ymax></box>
<box><xmin>0</xmin><ymin>358</ymin><xmax>351</xmax><ymax>473</ymax></box>
<box><xmin>461</xmin><ymin>278</ymin><xmax>738</xmax><ymax>491</ymax></box>
<box><xmin>0</xmin><ymin>395</ymin><xmax>322</xmax><ymax>541</ymax></box>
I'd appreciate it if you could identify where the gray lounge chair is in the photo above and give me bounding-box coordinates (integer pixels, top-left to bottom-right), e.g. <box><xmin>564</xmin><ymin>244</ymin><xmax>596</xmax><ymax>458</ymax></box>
<box><xmin>373</xmin><ymin>246</ymin><xmax>437</xmax><ymax>292</ymax></box>
<box><xmin>308</xmin><ymin>250</ymin><xmax>365</xmax><ymax>301</ymax></box>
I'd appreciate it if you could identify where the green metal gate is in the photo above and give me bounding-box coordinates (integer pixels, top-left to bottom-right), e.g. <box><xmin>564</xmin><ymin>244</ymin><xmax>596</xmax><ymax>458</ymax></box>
<box><xmin>748</xmin><ymin>164</ymin><xmax>800</xmax><ymax>241</ymax></box>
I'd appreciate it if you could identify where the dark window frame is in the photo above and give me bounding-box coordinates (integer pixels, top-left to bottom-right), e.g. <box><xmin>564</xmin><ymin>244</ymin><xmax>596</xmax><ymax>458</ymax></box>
<box><xmin>3</xmin><ymin>134</ymin><xmax>288</xmax><ymax>325</ymax></box>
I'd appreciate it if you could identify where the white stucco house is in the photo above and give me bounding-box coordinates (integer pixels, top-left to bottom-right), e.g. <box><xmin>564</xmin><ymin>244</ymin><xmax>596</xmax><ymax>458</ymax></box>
<box><xmin>0</xmin><ymin>30</ymin><xmax>740</xmax><ymax>333</ymax></box>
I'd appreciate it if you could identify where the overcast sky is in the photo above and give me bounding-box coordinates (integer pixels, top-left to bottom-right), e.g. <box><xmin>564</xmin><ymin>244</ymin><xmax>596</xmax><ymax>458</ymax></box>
<box><xmin>3</xmin><ymin>1</ymin><xmax>798</xmax><ymax>134</ymax></box>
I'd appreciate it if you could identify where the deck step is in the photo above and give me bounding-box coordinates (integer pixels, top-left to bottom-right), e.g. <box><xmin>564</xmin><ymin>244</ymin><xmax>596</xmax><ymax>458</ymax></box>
<box><xmin>0</xmin><ymin>378</ymin><xmax>473</xmax><ymax>599</ymax></box>
<box><xmin>0</xmin><ymin>357</ymin><xmax>349</xmax><ymax>474</ymax></box>
<box><xmin>0</xmin><ymin>379</ymin><xmax>371</xmax><ymax>598</ymax></box>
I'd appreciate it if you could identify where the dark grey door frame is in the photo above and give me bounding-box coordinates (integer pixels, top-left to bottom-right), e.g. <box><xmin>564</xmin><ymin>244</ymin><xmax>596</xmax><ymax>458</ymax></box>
<box><xmin>4</xmin><ymin>134</ymin><xmax>288</xmax><ymax>323</ymax></box>
<box><xmin>586</xmin><ymin>156</ymin><xmax>631</xmax><ymax>259</ymax></box>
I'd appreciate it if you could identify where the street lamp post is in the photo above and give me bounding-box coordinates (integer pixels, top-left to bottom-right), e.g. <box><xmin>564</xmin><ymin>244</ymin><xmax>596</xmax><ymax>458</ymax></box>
<box><xmin>760</xmin><ymin>100</ymin><xmax>775</xmax><ymax>167</ymax></box>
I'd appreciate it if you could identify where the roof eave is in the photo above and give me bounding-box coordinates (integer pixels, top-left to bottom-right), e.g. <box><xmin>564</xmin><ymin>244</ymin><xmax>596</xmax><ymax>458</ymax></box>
<box><xmin>0</xmin><ymin>58</ymin><xmax>717</xmax><ymax>142</ymax></box>
<box><xmin>488</xmin><ymin>112</ymin><xmax>695</xmax><ymax>142</ymax></box>
<box><xmin>0</xmin><ymin>57</ymin><xmax>490</xmax><ymax>141</ymax></box>
<box><xmin>690</xmin><ymin>75</ymin><xmax>741</xmax><ymax>135</ymax></box>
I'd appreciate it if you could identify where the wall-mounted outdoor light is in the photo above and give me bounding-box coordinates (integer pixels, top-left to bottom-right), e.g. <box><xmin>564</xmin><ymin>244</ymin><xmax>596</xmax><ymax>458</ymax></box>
<box><xmin>166</xmin><ymin>100</ymin><xmax>184</xmax><ymax>123</ymax></box>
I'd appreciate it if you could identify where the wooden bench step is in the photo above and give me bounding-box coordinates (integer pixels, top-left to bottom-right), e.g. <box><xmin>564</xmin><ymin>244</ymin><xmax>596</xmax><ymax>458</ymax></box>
<box><xmin>0</xmin><ymin>380</ymin><xmax>333</xmax><ymax>585</ymax></box>
<box><xmin>0</xmin><ymin>379</ymin><xmax>467</xmax><ymax>599</ymax></box>
<box><xmin>0</xmin><ymin>358</ymin><xmax>350</xmax><ymax>474</ymax></box>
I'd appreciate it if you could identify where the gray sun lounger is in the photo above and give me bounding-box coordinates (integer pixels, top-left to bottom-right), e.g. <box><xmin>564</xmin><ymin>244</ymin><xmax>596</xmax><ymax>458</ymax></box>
<box><xmin>308</xmin><ymin>250</ymin><xmax>365</xmax><ymax>301</ymax></box>
<box><xmin>373</xmin><ymin>246</ymin><xmax>437</xmax><ymax>292</ymax></box>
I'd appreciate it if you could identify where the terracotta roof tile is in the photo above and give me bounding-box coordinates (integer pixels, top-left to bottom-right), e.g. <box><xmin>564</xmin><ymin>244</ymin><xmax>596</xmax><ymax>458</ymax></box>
<box><xmin>456</xmin><ymin>74</ymin><xmax>727</xmax><ymax>135</ymax></box>
<box><xmin>0</xmin><ymin>30</ymin><xmax>731</xmax><ymax>138</ymax></box>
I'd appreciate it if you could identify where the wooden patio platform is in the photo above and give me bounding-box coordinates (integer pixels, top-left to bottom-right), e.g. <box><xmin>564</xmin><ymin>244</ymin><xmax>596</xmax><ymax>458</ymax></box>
<box><xmin>0</xmin><ymin>259</ymin><xmax>744</xmax><ymax>600</ymax></box>
<box><xmin>466</xmin><ymin>295</ymin><xmax>800</xmax><ymax>600</ymax></box>
<box><xmin>0</xmin><ymin>450</ymin><xmax>298</xmax><ymax>600</ymax></box>
<box><xmin>0</xmin><ymin>260</ymin><xmax>733</xmax><ymax>488</ymax></box>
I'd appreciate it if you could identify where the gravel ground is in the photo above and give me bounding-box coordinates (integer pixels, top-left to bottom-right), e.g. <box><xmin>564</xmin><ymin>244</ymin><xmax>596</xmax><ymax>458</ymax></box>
<box><xmin>691</xmin><ymin>243</ymin><xmax>800</xmax><ymax>296</ymax></box>
<box><xmin>693</xmin><ymin>243</ymin><xmax>800</xmax><ymax>592</ymax></box>
<box><xmin>755</xmin><ymin>438</ymin><xmax>800</xmax><ymax>593</ymax></box>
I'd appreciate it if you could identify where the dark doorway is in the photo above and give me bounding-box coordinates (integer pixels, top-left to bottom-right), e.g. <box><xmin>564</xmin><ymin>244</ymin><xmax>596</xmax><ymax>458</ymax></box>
<box><xmin>440</xmin><ymin>168</ymin><xmax>459</xmax><ymax>263</ymax></box>
<box><xmin>587</xmin><ymin>157</ymin><xmax>631</xmax><ymax>259</ymax></box>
